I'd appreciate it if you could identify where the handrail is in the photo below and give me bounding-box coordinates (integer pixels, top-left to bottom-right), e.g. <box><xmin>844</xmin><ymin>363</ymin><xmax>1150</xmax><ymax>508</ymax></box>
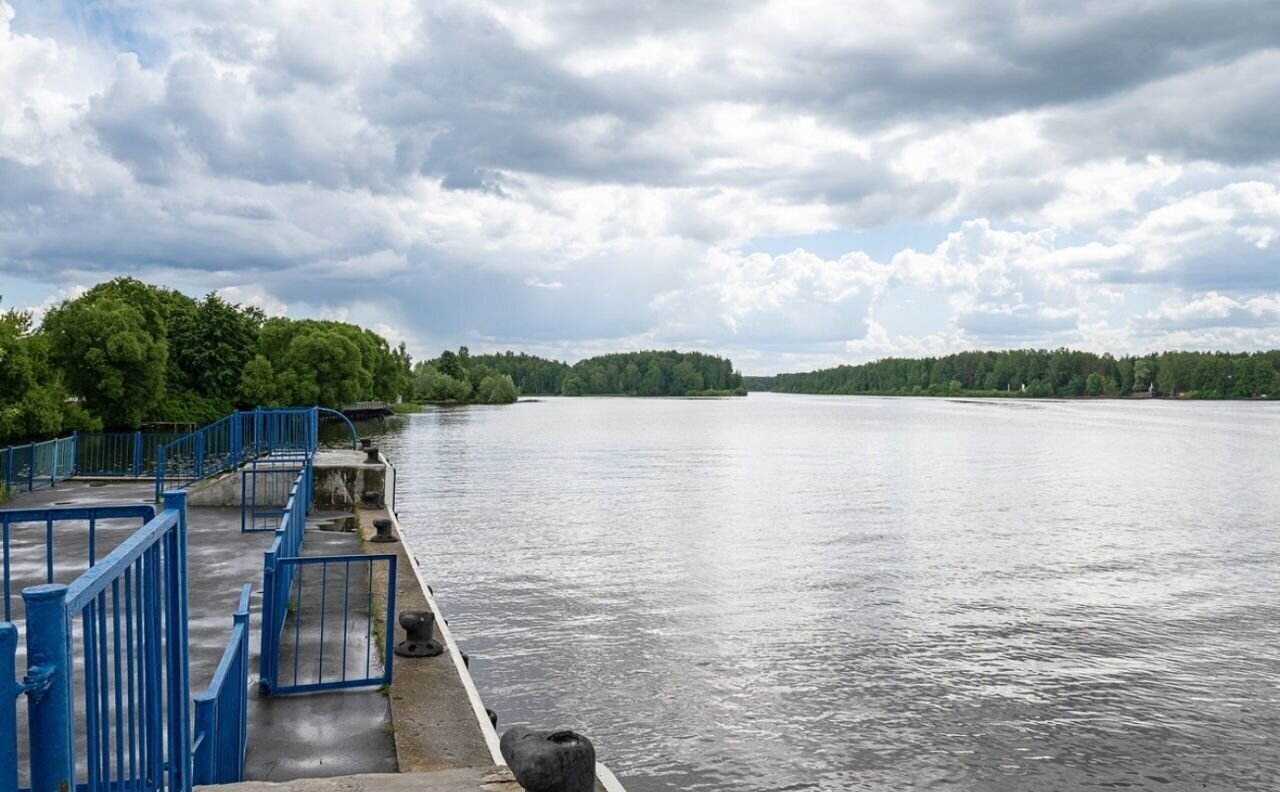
<box><xmin>193</xmin><ymin>583</ymin><xmax>253</xmax><ymax>784</ymax></box>
<box><xmin>1</xmin><ymin>504</ymin><xmax>156</xmax><ymax>622</ymax></box>
<box><xmin>316</xmin><ymin>407</ymin><xmax>359</xmax><ymax>449</ymax></box>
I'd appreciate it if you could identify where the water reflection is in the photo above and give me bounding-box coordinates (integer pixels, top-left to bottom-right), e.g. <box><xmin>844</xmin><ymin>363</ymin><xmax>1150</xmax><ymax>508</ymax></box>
<box><xmin>372</xmin><ymin>395</ymin><xmax>1280</xmax><ymax>792</ymax></box>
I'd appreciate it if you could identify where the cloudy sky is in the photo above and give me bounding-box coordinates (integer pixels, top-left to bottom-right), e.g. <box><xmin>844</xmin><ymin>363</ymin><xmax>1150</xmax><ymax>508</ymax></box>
<box><xmin>2</xmin><ymin>0</ymin><xmax>1279</xmax><ymax>373</ymax></box>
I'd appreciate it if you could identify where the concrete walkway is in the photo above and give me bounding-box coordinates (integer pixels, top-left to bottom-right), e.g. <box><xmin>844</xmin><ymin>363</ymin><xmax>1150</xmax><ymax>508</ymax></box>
<box><xmin>2</xmin><ymin>479</ymin><xmax>395</xmax><ymax>784</ymax></box>
<box><xmin>206</xmin><ymin>766</ymin><xmax>522</xmax><ymax>791</ymax></box>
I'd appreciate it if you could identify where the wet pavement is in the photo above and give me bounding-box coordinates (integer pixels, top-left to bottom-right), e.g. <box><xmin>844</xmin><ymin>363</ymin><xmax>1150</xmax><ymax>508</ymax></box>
<box><xmin>2</xmin><ymin>479</ymin><xmax>395</xmax><ymax>784</ymax></box>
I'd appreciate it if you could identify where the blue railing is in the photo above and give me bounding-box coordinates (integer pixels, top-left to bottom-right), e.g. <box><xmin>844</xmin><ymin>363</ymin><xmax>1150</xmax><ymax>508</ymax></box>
<box><xmin>257</xmin><ymin>454</ymin><xmax>400</xmax><ymax>696</ymax></box>
<box><xmin>1</xmin><ymin>505</ymin><xmax>156</xmax><ymax>624</ymax></box>
<box><xmin>14</xmin><ymin>492</ymin><xmax>190</xmax><ymax>792</ymax></box>
<box><xmin>241</xmin><ymin>456</ymin><xmax>308</xmax><ymax>533</ymax></box>
<box><xmin>193</xmin><ymin>583</ymin><xmax>252</xmax><ymax>786</ymax></box>
<box><xmin>155</xmin><ymin>408</ymin><xmax>330</xmax><ymax>498</ymax></box>
<box><xmin>262</xmin><ymin>553</ymin><xmax>396</xmax><ymax>696</ymax></box>
<box><xmin>0</xmin><ymin>437</ymin><xmax>76</xmax><ymax>498</ymax></box>
<box><xmin>75</xmin><ymin>432</ymin><xmax>183</xmax><ymax>478</ymax></box>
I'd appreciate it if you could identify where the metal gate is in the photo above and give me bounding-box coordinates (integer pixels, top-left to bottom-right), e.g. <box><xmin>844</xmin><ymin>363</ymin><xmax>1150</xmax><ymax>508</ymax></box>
<box><xmin>260</xmin><ymin>553</ymin><xmax>397</xmax><ymax>696</ymax></box>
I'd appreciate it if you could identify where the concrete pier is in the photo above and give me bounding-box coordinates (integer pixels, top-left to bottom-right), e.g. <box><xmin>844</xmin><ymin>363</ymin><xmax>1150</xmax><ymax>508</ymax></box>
<box><xmin>3</xmin><ymin>450</ymin><xmax>627</xmax><ymax>792</ymax></box>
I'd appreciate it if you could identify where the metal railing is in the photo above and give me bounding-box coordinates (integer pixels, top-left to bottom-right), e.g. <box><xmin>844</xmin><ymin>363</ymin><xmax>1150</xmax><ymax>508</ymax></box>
<box><xmin>1</xmin><ymin>505</ymin><xmax>156</xmax><ymax>623</ymax></box>
<box><xmin>155</xmin><ymin>408</ymin><xmax>330</xmax><ymax>498</ymax></box>
<box><xmin>192</xmin><ymin>583</ymin><xmax>252</xmax><ymax>786</ymax></box>
<box><xmin>240</xmin><ymin>457</ymin><xmax>308</xmax><ymax>533</ymax></box>
<box><xmin>11</xmin><ymin>492</ymin><xmax>191</xmax><ymax>792</ymax></box>
<box><xmin>262</xmin><ymin>553</ymin><xmax>396</xmax><ymax>696</ymax></box>
<box><xmin>75</xmin><ymin>432</ymin><xmax>183</xmax><ymax>478</ymax></box>
<box><xmin>1</xmin><ymin>437</ymin><xmax>76</xmax><ymax>497</ymax></box>
<box><xmin>258</xmin><ymin>455</ymin><xmax>399</xmax><ymax>696</ymax></box>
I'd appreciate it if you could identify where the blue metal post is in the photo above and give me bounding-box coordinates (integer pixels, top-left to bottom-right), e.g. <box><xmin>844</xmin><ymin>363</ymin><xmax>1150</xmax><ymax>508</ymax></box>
<box><xmin>1</xmin><ymin>623</ymin><xmax>18</xmax><ymax>792</ymax></box>
<box><xmin>23</xmin><ymin>583</ymin><xmax>73</xmax><ymax>792</ymax></box>
<box><xmin>71</xmin><ymin>431</ymin><xmax>79</xmax><ymax>478</ymax></box>
<box><xmin>155</xmin><ymin>446</ymin><xmax>165</xmax><ymax>501</ymax></box>
<box><xmin>162</xmin><ymin>490</ymin><xmax>192</xmax><ymax>791</ymax></box>
<box><xmin>5</xmin><ymin>446</ymin><xmax>12</xmax><ymax>492</ymax></box>
<box><xmin>48</xmin><ymin>440</ymin><xmax>57</xmax><ymax>489</ymax></box>
<box><xmin>259</xmin><ymin>545</ymin><xmax>277</xmax><ymax>694</ymax></box>
<box><xmin>232</xmin><ymin>410</ymin><xmax>243</xmax><ymax>465</ymax></box>
<box><xmin>133</xmin><ymin>431</ymin><xmax>143</xmax><ymax>478</ymax></box>
<box><xmin>195</xmin><ymin>433</ymin><xmax>205</xmax><ymax>480</ymax></box>
<box><xmin>26</xmin><ymin>444</ymin><xmax>34</xmax><ymax>493</ymax></box>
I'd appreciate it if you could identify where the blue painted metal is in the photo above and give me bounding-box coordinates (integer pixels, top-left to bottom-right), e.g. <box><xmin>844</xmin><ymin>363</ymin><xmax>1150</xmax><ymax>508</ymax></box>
<box><xmin>73</xmin><ymin>432</ymin><xmax>183</xmax><ymax>478</ymax></box>
<box><xmin>263</xmin><ymin>553</ymin><xmax>397</xmax><ymax>696</ymax></box>
<box><xmin>23</xmin><ymin>583</ymin><xmax>74</xmax><ymax>792</ymax></box>
<box><xmin>1</xmin><ymin>622</ymin><xmax>18</xmax><ymax>792</ymax></box>
<box><xmin>17</xmin><ymin>492</ymin><xmax>190</xmax><ymax>792</ymax></box>
<box><xmin>155</xmin><ymin>408</ymin><xmax>321</xmax><ymax>498</ymax></box>
<box><xmin>192</xmin><ymin>583</ymin><xmax>252</xmax><ymax>785</ymax></box>
<box><xmin>0</xmin><ymin>437</ymin><xmax>77</xmax><ymax>498</ymax></box>
<box><xmin>1</xmin><ymin>505</ymin><xmax>155</xmax><ymax>623</ymax></box>
<box><xmin>315</xmin><ymin>407</ymin><xmax>360</xmax><ymax>449</ymax></box>
<box><xmin>241</xmin><ymin>457</ymin><xmax>308</xmax><ymax>533</ymax></box>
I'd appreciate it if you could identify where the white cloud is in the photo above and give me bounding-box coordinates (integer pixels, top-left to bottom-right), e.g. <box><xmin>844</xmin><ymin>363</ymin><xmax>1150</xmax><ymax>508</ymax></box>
<box><xmin>2</xmin><ymin>0</ymin><xmax>1280</xmax><ymax>373</ymax></box>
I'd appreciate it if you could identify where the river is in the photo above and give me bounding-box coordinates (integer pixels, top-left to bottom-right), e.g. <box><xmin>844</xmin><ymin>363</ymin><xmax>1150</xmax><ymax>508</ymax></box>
<box><xmin>368</xmin><ymin>393</ymin><xmax>1280</xmax><ymax>791</ymax></box>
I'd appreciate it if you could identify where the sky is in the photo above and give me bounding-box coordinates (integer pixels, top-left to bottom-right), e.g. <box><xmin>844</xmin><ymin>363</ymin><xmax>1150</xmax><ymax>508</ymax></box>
<box><xmin>1</xmin><ymin>1</ymin><xmax>1279</xmax><ymax>374</ymax></box>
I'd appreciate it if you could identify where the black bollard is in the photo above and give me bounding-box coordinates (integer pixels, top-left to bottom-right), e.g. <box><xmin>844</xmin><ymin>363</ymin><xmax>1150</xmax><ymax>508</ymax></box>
<box><xmin>500</xmin><ymin>727</ymin><xmax>595</xmax><ymax>792</ymax></box>
<box><xmin>370</xmin><ymin>518</ymin><xmax>398</xmax><ymax>543</ymax></box>
<box><xmin>487</xmin><ymin>708</ymin><xmax>498</xmax><ymax>728</ymax></box>
<box><xmin>395</xmin><ymin>611</ymin><xmax>444</xmax><ymax>657</ymax></box>
<box><xmin>364</xmin><ymin>446</ymin><xmax>381</xmax><ymax>464</ymax></box>
<box><xmin>462</xmin><ymin>652</ymin><xmax>470</xmax><ymax>668</ymax></box>
<box><xmin>359</xmin><ymin>437</ymin><xmax>373</xmax><ymax>450</ymax></box>
<box><xmin>361</xmin><ymin>489</ymin><xmax>383</xmax><ymax>507</ymax></box>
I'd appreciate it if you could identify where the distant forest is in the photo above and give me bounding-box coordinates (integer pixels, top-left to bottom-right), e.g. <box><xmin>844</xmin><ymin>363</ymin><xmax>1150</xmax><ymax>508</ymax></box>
<box><xmin>441</xmin><ymin>350</ymin><xmax>746</xmax><ymax>397</ymax></box>
<box><xmin>770</xmin><ymin>349</ymin><xmax>1280</xmax><ymax>399</ymax></box>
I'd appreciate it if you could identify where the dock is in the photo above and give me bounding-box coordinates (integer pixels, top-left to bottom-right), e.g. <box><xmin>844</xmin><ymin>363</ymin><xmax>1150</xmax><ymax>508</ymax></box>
<box><xmin>1</xmin><ymin>410</ymin><xmax>626</xmax><ymax>792</ymax></box>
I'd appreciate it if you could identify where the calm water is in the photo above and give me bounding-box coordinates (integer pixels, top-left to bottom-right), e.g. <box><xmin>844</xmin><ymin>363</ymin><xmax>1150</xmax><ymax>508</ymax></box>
<box><xmin>371</xmin><ymin>394</ymin><xmax>1280</xmax><ymax>791</ymax></box>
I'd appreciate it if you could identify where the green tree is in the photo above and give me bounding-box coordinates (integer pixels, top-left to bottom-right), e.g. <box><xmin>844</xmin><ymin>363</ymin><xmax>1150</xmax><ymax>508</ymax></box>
<box><xmin>41</xmin><ymin>294</ymin><xmax>168</xmax><ymax>428</ymax></box>
<box><xmin>475</xmin><ymin>373</ymin><xmax>520</xmax><ymax>404</ymax></box>
<box><xmin>1086</xmin><ymin>372</ymin><xmax>1105</xmax><ymax>396</ymax></box>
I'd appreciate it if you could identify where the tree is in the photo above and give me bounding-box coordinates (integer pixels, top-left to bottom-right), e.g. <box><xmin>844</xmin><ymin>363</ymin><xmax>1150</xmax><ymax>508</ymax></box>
<box><xmin>1086</xmin><ymin>372</ymin><xmax>1105</xmax><ymax>396</ymax></box>
<box><xmin>239</xmin><ymin>355</ymin><xmax>277</xmax><ymax>406</ymax></box>
<box><xmin>41</xmin><ymin>294</ymin><xmax>167</xmax><ymax>428</ymax></box>
<box><xmin>475</xmin><ymin>374</ymin><xmax>519</xmax><ymax>404</ymax></box>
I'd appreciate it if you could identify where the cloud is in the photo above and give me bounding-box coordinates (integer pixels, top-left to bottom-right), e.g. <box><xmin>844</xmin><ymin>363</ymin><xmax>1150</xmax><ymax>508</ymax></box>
<box><xmin>2</xmin><ymin>0</ymin><xmax>1280</xmax><ymax>373</ymax></box>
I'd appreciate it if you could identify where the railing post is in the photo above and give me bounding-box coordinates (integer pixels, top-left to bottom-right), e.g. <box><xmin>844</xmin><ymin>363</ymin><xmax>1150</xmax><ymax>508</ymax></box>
<box><xmin>232</xmin><ymin>410</ymin><xmax>243</xmax><ymax>465</ymax></box>
<box><xmin>155</xmin><ymin>445</ymin><xmax>165</xmax><ymax>501</ymax></box>
<box><xmin>1</xmin><ymin>623</ymin><xmax>18</xmax><ymax>792</ymax></box>
<box><xmin>71</xmin><ymin>431</ymin><xmax>79</xmax><ymax>478</ymax></box>
<box><xmin>48</xmin><ymin>440</ymin><xmax>57</xmax><ymax>489</ymax></box>
<box><xmin>161</xmin><ymin>490</ymin><xmax>192</xmax><ymax>791</ymax></box>
<box><xmin>5</xmin><ymin>446</ymin><xmax>12</xmax><ymax>492</ymax></box>
<box><xmin>133</xmin><ymin>431</ymin><xmax>143</xmax><ymax>478</ymax></box>
<box><xmin>195</xmin><ymin>432</ymin><xmax>205</xmax><ymax>480</ymax></box>
<box><xmin>26</xmin><ymin>444</ymin><xmax>34</xmax><ymax>493</ymax></box>
<box><xmin>259</xmin><ymin>547</ymin><xmax>277</xmax><ymax>694</ymax></box>
<box><xmin>23</xmin><ymin>583</ymin><xmax>74</xmax><ymax>792</ymax></box>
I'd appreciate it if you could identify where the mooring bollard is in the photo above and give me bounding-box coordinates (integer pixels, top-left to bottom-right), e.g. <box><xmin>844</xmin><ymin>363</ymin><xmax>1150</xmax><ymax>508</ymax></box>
<box><xmin>364</xmin><ymin>446</ymin><xmax>381</xmax><ymax>464</ymax></box>
<box><xmin>500</xmin><ymin>727</ymin><xmax>596</xmax><ymax>792</ymax></box>
<box><xmin>359</xmin><ymin>437</ymin><xmax>373</xmax><ymax>450</ymax></box>
<box><xmin>361</xmin><ymin>489</ymin><xmax>383</xmax><ymax>507</ymax></box>
<box><xmin>370</xmin><ymin>517</ymin><xmax>398</xmax><ymax>543</ymax></box>
<box><xmin>395</xmin><ymin>610</ymin><xmax>444</xmax><ymax>657</ymax></box>
<box><xmin>487</xmin><ymin>708</ymin><xmax>498</xmax><ymax>728</ymax></box>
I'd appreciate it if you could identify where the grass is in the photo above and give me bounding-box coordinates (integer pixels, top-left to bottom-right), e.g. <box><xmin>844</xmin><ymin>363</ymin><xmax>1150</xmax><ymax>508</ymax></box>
<box><xmin>392</xmin><ymin>402</ymin><xmax>426</xmax><ymax>414</ymax></box>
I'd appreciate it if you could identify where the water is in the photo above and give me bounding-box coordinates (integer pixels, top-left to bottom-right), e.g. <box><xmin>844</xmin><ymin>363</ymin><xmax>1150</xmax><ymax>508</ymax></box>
<box><xmin>370</xmin><ymin>394</ymin><xmax>1280</xmax><ymax>791</ymax></box>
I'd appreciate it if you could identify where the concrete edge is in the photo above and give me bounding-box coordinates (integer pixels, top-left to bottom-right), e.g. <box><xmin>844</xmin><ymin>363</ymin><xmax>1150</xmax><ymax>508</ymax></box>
<box><xmin>383</xmin><ymin>507</ymin><xmax>505</xmax><ymax>765</ymax></box>
<box><xmin>379</xmin><ymin>455</ymin><xmax>629</xmax><ymax>792</ymax></box>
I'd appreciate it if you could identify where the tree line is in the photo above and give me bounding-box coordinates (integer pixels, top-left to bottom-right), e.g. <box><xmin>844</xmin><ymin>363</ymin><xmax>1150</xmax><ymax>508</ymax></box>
<box><xmin>771</xmin><ymin>349</ymin><xmax>1280</xmax><ymax>399</ymax></box>
<box><xmin>453</xmin><ymin>349</ymin><xmax>745</xmax><ymax>397</ymax></box>
<box><xmin>1</xmin><ymin>278</ymin><xmax>412</xmax><ymax>441</ymax></box>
